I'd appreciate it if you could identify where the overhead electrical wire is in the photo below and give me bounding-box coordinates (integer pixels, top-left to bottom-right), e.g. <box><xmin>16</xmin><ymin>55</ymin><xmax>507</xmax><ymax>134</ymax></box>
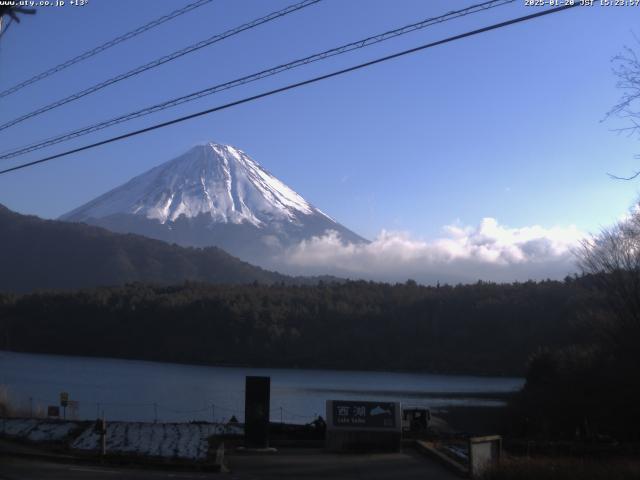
<box><xmin>0</xmin><ymin>0</ymin><xmax>215</xmax><ymax>99</ymax></box>
<box><xmin>0</xmin><ymin>0</ymin><xmax>515</xmax><ymax>161</ymax></box>
<box><xmin>0</xmin><ymin>3</ymin><xmax>579</xmax><ymax>177</ymax></box>
<box><xmin>0</xmin><ymin>0</ymin><xmax>321</xmax><ymax>132</ymax></box>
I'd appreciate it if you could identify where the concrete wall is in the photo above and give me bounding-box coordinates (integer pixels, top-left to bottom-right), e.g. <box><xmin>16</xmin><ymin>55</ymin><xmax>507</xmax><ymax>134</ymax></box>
<box><xmin>469</xmin><ymin>435</ymin><xmax>501</xmax><ymax>478</ymax></box>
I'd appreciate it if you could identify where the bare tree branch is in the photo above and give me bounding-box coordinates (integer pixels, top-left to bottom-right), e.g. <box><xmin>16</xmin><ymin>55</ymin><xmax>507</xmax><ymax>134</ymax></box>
<box><xmin>606</xmin><ymin>39</ymin><xmax>640</xmax><ymax>180</ymax></box>
<box><xmin>578</xmin><ymin>204</ymin><xmax>640</xmax><ymax>352</ymax></box>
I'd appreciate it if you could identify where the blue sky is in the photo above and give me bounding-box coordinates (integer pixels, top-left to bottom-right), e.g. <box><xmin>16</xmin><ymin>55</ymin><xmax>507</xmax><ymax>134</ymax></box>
<box><xmin>0</xmin><ymin>0</ymin><xmax>638</xmax><ymax>261</ymax></box>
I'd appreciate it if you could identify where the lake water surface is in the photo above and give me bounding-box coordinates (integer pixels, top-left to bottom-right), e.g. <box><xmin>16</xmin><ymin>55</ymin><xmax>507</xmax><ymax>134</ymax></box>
<box><xmin>1</xmin><ymin>351</ymin><xmax>523</xmax><ymax>424</ymax></box>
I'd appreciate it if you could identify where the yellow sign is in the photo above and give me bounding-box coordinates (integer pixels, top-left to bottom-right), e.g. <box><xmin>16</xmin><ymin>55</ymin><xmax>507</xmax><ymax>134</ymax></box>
<box><xmin>60</xmin><ymin>392</ymin><xmax>69</xmax><ymax>406</ymax></box>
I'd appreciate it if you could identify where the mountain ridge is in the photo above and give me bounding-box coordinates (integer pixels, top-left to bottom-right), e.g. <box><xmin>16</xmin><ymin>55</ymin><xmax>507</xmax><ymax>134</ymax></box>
<box><xmin>0</xmin><ymin>203</ymin><xmax>340</xmax><ymax>293</ymax></box>
<box><xmin>60</xmin><ymin>143</ymin><xmax>366</xmax><ymax>267</ymax></box>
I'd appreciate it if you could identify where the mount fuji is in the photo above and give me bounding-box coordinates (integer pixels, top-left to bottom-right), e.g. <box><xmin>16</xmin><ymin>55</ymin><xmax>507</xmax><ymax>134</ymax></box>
<box><xmin>61</xmin><ymin>143</ymin><xmax>367</xmax><ymax>266</ymax></box>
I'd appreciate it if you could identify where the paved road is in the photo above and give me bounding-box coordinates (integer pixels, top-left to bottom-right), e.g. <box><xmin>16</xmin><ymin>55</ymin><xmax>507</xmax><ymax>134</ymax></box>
<box><xmin>0</xmin><ymin>448</ymin><xmax>458</xmax><ymax>480</ymax></box>
<box><xmin>0</xmin><ymin>458</ymin><xmax>216</xmax><ymax>480</ymax></box>
<box><xmin>225</xmin><ymin>448</ymin><xmax>459</xmax><ymax>480</ymax></box>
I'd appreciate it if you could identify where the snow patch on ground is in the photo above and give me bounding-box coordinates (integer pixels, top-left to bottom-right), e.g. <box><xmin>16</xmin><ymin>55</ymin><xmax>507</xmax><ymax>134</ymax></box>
<box><xmin>1</xmin><ymin>418</ymin><xmax>243</xmax><ymax>460</ymax></box>
<box><xmin>28</xmin><ymin>421</ymin><xmax>78</xmax><ymax>442</ymax></box>
<box><xmin>0</xmin><ymin>418</ymin><xmax>78</xmax><ymax>442</ymax></box>
<box><xmin>71</xmin><ymin>422</ymin><xmax>242</xmax><ymax>460</ymax></box>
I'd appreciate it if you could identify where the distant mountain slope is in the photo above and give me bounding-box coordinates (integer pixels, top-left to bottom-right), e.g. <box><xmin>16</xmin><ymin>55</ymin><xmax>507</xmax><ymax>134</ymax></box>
<box><xmin>60</xmin><ymin>143</ymin><xmax>367</xmax><ymax>266</ymax></box>
<box><xmin>0</xmin><ymin>204</ymin><xmax>292</xmax><ymax>292</ymax></box>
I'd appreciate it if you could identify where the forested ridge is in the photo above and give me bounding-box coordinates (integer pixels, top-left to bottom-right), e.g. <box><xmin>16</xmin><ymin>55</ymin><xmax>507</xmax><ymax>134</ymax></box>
<box><xmin>0</xmin><ymin>204</ymin><xmax>297</xmax><ymax>291</ymax></box>
<box><xmin>0</xmin><ymin>278</ymin><xmax>595</xmax><ymax>376</ymax></box>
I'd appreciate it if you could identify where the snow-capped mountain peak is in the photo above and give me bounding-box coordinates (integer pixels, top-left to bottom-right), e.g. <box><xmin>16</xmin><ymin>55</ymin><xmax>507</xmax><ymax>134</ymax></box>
<box><xmin>62</xmin><ymin>142</ymin><xmax>330</xmax><ymax>227</ymax></box>
<box><xmin>61</xmin><ymin>141</ymin><xmax>366</xmax><ymax>267</ymax></box>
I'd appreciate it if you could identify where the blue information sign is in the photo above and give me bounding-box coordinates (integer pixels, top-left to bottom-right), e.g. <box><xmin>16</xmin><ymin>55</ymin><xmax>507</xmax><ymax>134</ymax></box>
<box><xmin>332</xmin><ymin>400</ymin><xmax>397</xmax><ymax>429</ymax></box>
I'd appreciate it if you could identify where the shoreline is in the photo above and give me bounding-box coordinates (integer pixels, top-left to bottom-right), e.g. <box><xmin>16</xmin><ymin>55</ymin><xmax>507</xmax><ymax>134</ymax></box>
<box><xmin>0</xmin><ymin>349</ymin><xmax>527</xmax><ymax>380</ymax></box>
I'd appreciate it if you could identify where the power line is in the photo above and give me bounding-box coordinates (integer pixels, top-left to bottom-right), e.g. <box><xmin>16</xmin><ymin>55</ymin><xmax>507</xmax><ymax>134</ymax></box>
<box><xmin>0</xmin><ymin>0</ymin><xmax>321</xmax><ymax>132</ymax></box>
<box><xmin>0</xmin><ymin>0</ymin><xmax>515</xmax><ymax>161</ymax></box>
<box><xmin>0</xmin><ymin>4</ymin><xmax>579</xmax><ymax>177</ymax></box>
<box><xmin>0</xmin><ymin>0</ymin><xmax>215</xmax><ymax>99</ymax></box>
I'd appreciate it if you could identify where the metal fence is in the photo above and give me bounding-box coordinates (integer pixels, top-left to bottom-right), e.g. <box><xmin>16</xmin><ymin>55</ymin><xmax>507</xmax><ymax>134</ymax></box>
<box><xmin>3</xmin><ymin>393</ymin><xmax>320</xmax><ymax>425</ymax></box>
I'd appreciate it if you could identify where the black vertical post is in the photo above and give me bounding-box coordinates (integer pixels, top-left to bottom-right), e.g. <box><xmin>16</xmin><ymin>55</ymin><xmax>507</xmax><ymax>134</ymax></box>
<box><xmin>244</xmin><ymin>376</ymin><xmax>270</xmax><ymax>448</ymax></box>
<box><xmin>100</xmin><ymin>416</ymin><xmax>106</xmax><ymax>456</ymax></box>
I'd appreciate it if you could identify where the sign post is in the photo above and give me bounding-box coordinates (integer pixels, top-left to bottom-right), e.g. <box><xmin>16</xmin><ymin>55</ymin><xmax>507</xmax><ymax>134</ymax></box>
<box><xmin>94</xmin><ymin>416</ymin><xmax>107</xmax><ymax>456</ymax></box>
<box><xmin>59</xmin><ymin>392</ymin><xmax>69</xmax><ymax>420</ymax></box>
<box><xmin>67</xmin><ymin>400</ymin><xmax>79</xmax><ymax>420</ymax></box>
<box><xmin>326</xmin><ymin>400</ymin><xmax>402</xmax><ymax>452</ymax></box>
<box><xmin>47</xmin><ymin>406</ymin><xmax>60</xmax><ymax>418</ymax></box>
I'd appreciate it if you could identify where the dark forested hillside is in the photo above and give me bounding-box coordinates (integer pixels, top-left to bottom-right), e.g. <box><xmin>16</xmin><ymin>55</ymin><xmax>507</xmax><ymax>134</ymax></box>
<box><xmin>0</xmin><ymin>204</ymin><xmax>292</xmax><ymax>292</ymax></box>
<box><xmin>0</xmin><ymin>278</ymin><xmax>593</xmax><ymax>376</ymax></box>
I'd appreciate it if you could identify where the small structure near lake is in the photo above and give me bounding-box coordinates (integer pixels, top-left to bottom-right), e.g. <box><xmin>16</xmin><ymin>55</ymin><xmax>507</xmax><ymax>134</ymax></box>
<box><xmin>244</xmin><ymin>376</ymin><xmax>271</xmax><ymax>449</ymax></box>
<box><xmin>402</xmin><ymin>407</ymin><xmax>431</xmax><ymax>433</ymax></box>
<box><xmin>325</xmin><ymin>400</ymin><xmax>402</xmax><ymax>452</ymax></box>
<box><xmin>469</xmin><ymin>435</ymin><xmax>502</xmax><ymax>478</ymax></box>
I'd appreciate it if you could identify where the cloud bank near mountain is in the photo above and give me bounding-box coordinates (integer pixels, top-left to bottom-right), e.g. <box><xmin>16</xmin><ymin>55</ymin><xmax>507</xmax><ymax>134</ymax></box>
<box><xmin>281</xmin><ymin>217</ymin><xmax>585</xmax><ymax>284</ymax></box>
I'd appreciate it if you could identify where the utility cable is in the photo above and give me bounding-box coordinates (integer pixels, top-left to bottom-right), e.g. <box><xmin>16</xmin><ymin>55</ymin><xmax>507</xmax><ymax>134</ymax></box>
<box><xmin>0</xmin><ymin>4</ymin><xmax>579</xmax><ymax>176</ymax></box>
<box><xmin>0</xmin><ymin>0</ymin><xmax>215</xmax><ymax>99</ymax></box>
<box><xmin>0</xmin><ymin>0</ymin><xmax>514</xmax><ymax>161</ymax></box>
<box><xmin>0</xmin><ymin>0</ymin><xmax>321</xmax><ymax>131</ymax></box>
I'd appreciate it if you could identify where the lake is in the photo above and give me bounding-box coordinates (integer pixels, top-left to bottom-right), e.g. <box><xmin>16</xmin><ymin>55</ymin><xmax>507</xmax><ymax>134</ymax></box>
<box><xmin>1</xmin><ymin>351</ymin><xmax>523</xmax><ymax>424</ymax></box>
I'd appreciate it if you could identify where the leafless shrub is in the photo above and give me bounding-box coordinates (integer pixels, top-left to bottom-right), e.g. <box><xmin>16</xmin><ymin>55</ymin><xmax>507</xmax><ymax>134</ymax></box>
<box><xmin>606</xmin><ymin>40</ymin><xmax>640</xmax><ymax>180</ymax></box>
<box><xmin>577</xmin><ymin>205</ymin><xmax>640</xmax><ymax>352</ymax></box>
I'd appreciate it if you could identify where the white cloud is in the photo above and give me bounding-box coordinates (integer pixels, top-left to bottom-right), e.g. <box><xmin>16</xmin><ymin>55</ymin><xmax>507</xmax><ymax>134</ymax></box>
<box><xmin>279</xmin><ymin>218</ymin><xmax>585</xmax><ymax>284</ymax></box>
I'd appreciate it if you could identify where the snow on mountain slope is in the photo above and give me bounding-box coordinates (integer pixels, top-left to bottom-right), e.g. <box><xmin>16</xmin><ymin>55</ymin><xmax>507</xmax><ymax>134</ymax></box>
<box><xmin>61</xmin><ymin>143</ymin><xmax>366</xmax><ymax>265</ymax></box>
<box><xmin>62</xmin><ymin>143</ymin><xmax>332</xmax><ymax>226</ymax></box>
